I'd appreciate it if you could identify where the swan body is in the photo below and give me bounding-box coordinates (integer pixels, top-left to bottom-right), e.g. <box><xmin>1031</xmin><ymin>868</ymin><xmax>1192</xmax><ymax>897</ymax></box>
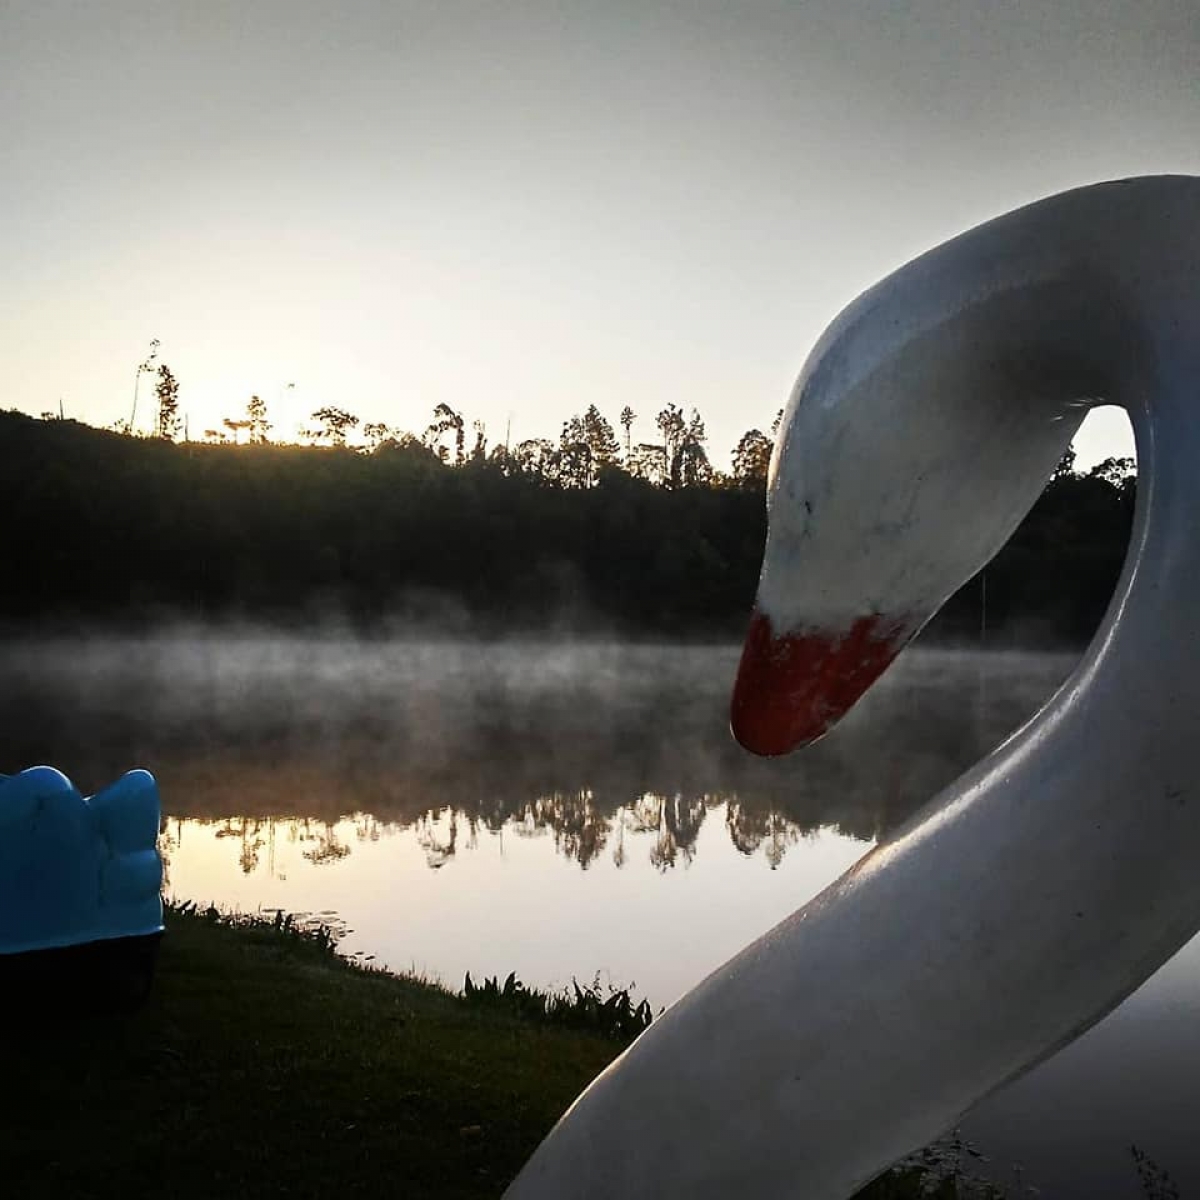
<box><xmin>504</xmin><ymin>175</ymin><xmax>1200</xmax><ymax>1198</ymax></box>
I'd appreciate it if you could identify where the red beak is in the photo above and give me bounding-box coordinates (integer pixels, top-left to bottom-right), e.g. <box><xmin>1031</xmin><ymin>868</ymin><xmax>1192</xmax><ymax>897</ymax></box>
<box><xmin>730</xmin><ymin>610</ymin><xmax>908</xmax><ymax>756</ymax></box>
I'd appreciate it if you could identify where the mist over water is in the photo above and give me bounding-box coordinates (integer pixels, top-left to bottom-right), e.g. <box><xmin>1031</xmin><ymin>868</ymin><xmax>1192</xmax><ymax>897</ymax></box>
<box><xmin>4</xmin><ymin>631</ymin><xmax>1197</xmax><ymax>1196</ymax></box>
<box><xmin>0</xmin><ymin>632</ymin><xmax>1082</xmax><ymax>995</ymax></box>
<box><xmin>1</xmin><ymin>631</ymin><xmax>1073</xmax><ymax>838</ymax></box>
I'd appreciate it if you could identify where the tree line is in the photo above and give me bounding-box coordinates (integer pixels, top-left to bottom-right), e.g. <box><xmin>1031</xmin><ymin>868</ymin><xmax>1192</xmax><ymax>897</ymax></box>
<box><xmin>2</xmin><ymin>404</ymin><xmax>1133</xmax><ymax>642</ymax></box>
<box><xmin>95</xmin><ymin>342</ymin><xmax>779</xmax><ymax>490</ymax></box>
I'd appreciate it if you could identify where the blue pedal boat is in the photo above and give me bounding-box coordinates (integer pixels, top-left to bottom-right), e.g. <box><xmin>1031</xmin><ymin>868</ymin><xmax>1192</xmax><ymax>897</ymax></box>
<box><xmin>0</xmin><ymin>766</ymin><xmax>164</xmax><ymax>1009</ymax></box>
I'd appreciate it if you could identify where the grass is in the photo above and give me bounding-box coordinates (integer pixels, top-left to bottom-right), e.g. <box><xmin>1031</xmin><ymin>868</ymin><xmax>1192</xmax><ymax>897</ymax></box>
<box><xmin>462</xmin><ymin>969</ymin><xmax>654</xmax><ymax>1041</ymax></box>
<box><xmin>8</xmin><ymin>904</ymin><xmax>624</xmax><ymax>1199</ymax></box>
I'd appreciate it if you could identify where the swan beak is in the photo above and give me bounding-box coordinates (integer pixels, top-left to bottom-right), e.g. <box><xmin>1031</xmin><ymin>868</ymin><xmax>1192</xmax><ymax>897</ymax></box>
<box><xmin>730</xmin><ymin>609</ymin><xmax>906</xmax><ymax>756</ymax></box>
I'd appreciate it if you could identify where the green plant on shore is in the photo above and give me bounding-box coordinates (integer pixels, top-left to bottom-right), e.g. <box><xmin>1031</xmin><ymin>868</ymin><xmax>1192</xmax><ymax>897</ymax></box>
<box><xmin>463</xmin><ymin>969</ymin><xmax>655</xmax><ymax>1041</ymax></box>
<box><xmin>169</xmin><ymin>898</ymin><xmax>346</xmax><ymax>956</ymax></box>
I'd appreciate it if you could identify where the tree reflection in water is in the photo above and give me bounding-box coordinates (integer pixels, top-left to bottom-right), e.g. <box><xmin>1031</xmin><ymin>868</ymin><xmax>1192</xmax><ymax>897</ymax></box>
<box><xmin>4</xmin><ymin>636</ymin><xmax>1075</xmax><ymax>873</ymax></box>
<box><xmin>416</xmin><ymin>810</ymin><xmax>458</xmax><ymax>868</ymax></box>
<box><xmin>725</xmin><ymin>802</ymin><xmax>804</xmax><ymax>869</ymax></box>
<box><xmin>302</xmin><ymin>819</ymin><xmax>350</xmax><ymax>866</ymax></box>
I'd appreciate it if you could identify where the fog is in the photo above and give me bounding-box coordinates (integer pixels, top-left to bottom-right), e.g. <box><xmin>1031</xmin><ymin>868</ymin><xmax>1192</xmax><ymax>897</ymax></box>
<box><xmin>2</xmin><ymin>630</ymin><xmax>1075</xmax><ymax>854</ymax></box>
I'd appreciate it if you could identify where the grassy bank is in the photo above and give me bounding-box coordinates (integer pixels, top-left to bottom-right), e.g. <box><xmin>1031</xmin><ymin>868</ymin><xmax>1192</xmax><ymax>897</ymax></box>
<box><xmin>8</xmin><ymin>906</ymin><xmax>624</xmax><ymax>1199</ymax></box>
<box><xmin>6</xmin><ymin>906</ymin><xmax>1016</xmax><ymax>1199</ymax></box>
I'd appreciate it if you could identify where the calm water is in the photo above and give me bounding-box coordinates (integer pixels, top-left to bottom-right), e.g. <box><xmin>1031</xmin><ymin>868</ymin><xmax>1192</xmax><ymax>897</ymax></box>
<box><xmin>4</xmin><ymin>634</ymin><xmax>1197</xmax><ymax>1197</ymax></box>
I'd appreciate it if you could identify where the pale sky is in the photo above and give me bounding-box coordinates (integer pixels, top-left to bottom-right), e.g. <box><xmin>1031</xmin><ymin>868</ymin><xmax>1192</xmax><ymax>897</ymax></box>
<box><xmin>3</xmin><ymin>1</ymin><xmax>1197</xmax><ymax>466</ymax></box>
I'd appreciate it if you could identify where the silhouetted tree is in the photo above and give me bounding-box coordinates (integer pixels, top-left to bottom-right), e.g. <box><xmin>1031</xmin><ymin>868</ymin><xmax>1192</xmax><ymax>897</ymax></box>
<box><xmin>223</xmin><ymin>417</ymin><xmax>251</xmax><ymax>444</ymax></box>
<box><xmin>556</xmin><ymin>438</ymin><xmax>594</xmax><ymax>489</ymax></box>
<box><xmin>655</xmin><ymin>404</ymin><xmax>686</xmax><ymax>482</ymax></box>
<box><xmin>1052</xmin><ymin>446</ymin><xmax>1077</xmax><ymax>480</ymax></box>
<box><xmin>559</xmin><ymin>405</ymin><xmax>619</xmax><ymax>487</ymax></box>
<box><xmin>129</xmin><ymin>338</ymin><xmax>160</xmax><ymax>433</ymax></box>
<box><xmin>1088</xmin><ymin>455</ymin><xmax>1136</xmax><ymax>489</ymax></box>
<box><xmin>425</xmin><ymin>403</ymin><xmax>465</xmax><ymax>464</ymax></box>
<box><xmin>732</xmin><ymin>429</ymin><xmax>773</xmax><ymax>488</ymax></box>
<box><xmin>309</xmin><ymin>406</ymin><xmax>360</xmax><ymax>446</ymax></box>
<box><xmin>362</xmin><ymin>421</ymin><xmax>392</xmax><ymax>451</ymax></box>
<box><xmin>246</xmin><ymin>394</ymin><xmax>271</xmax><ymax>443</ymax></box>
<box><xmin>627</xmin><ymin>442</ymin><xmax>667</xmax><ymax>485</ymax></box>
<box><xmin>619</xmin><ymin>406</ymin><xmax>635</xmax><ymax>461</ymax></box>
<box><xmin>513</xmin><ymin>437</ymin><xmax>558</xmax><ymax>483</ymax></box>
<box><xmin>675</xmin><ymin>409</ymin><xmax>712</xmax><ymax>487</ymax></box>
<box><xmin>652</xmin><ymin>404</ymin><xmax>711</xmax><ymax>488</ymax></box>
<box><xmin>155</xmin><ymin>364</ymin><xmax>180</xmax><ymax>440</ymax></box>
<box><xmin>470</xmin><ymin>420</ymin><xmax>488</xmax><ymax>463</ymax></box>
<box><xmin>487</xmin><ymin>442</ymin><xmax>515</xmax><ymax>474</ymax></box>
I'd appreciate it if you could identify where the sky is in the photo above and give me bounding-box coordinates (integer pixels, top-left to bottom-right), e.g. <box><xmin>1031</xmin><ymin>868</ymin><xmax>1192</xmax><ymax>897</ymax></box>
<box><xmin>3</xmin><ymin>1</ymin><xmax>1197</xmax><ymax>467</ymax></box>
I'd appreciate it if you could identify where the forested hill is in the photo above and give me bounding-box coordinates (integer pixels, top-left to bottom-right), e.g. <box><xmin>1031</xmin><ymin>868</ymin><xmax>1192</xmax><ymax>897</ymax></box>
<box><xmin>0</xmin><ymin>410</ymin><xmax>1134</xmax><ymax>642</ymax></box>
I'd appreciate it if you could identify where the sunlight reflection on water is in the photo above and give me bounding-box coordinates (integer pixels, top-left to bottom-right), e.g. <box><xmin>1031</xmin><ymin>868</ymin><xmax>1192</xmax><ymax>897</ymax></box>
<box><xmin>161</xmin><ymin>804</ymin><xmax>867</xmax><ymax>1003</ymax></box>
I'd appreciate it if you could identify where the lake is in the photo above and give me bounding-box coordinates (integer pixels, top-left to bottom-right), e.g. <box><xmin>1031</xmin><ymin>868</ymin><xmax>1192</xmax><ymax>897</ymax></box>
<box><xmin>4</xmin><ymin>633</ymin><xmax>1197</xmax><ymax>1197</ymax></box>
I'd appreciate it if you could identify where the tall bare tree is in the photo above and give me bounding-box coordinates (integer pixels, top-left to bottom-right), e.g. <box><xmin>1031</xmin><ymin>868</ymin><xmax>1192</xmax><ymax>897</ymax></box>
<box><xmin>619</xmin><ymin>406</ymin><xmax>635</xmax><ymax>461</ymax></box>
<box><xmin>129</xmin><ymin>338</ymin><xmax>160</xmax><ymax>433</ymax></box>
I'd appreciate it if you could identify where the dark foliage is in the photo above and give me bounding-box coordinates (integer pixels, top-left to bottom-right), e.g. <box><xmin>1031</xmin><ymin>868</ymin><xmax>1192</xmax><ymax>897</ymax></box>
<box><xmin>463</xmin><ymin>970</ymin><xmax>655</xmax><ymax>1040</ymax></box>
<box><xmin>0</xmin><ymin>410</ymin><xmax>1133</xmax><ymax>642</ymax></box>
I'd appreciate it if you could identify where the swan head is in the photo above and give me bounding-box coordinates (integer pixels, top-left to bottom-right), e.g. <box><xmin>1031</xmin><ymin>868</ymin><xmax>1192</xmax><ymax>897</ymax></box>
<box><xmin>731</xmin><ymin>243</ymin><xmax>1104</xmax><ymax>756</ymax></box>
<box><xmin>729</xmin><ymin>368</ymin><xmax>932</xmax><ymax>756</ymax></box>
